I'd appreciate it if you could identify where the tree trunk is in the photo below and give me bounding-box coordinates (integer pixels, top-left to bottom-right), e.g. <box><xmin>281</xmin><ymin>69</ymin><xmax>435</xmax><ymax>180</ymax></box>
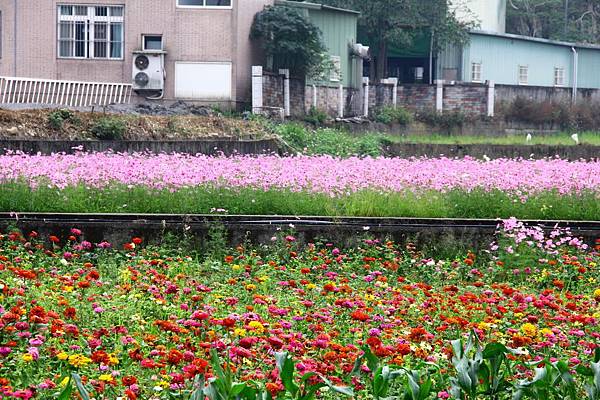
<box><xmin>376</xmin><ymin>40</ymin><xmax>387</xmax><ymax>82</ymax></box>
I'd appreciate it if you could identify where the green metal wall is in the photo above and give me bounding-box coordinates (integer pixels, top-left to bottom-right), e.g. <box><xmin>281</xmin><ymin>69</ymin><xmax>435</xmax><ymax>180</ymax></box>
<box><xmin>461</xmin><ymin>34</ymin><xmax>574</xmax><ymax>87</ymax></box>
<box><xmin>576</xmin><ymin>48</ymin><xmax>600</xmax><ymax>89</ymax></box>
<box><xmin>306</xmin><ymin>9</ymin><xmax>358</xmax><ymax>88</ymax></box>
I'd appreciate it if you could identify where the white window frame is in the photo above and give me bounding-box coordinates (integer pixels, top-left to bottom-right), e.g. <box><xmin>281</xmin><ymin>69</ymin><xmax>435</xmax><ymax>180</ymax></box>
<box><xmin>176</xmin><ymin>0</ymin><xmax>233</xmax><ymax>9</ymax></box>
<box><xmin>518</xmin><ymin>65</ymin><xmax>529</xmax><ymax>85</ymax></box>
<box><xmin>142</xmin><ymin>34</ymin><xmax>163</xmax><ymax>51</ymax></box>
<box><xmin>471</xmin><ymin>62</ymin><xmax>482</xmax><ymax>83</ymax></box>
<box><xmin>554</xmin><ymin>66</ymin><xmax>565</xmax><ymax>87</ymax></box>
<box><xmin>57</xmin><ymin>5</ymin><xmax>124</xmax><ymax>60</ymax></box>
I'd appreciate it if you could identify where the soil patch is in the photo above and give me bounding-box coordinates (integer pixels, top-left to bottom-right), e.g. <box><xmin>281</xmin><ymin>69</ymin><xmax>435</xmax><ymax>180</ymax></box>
<box><xmin>0</xmin><ymin>108</ymin><xmax>272</xmax><ymax>141</ymax></box>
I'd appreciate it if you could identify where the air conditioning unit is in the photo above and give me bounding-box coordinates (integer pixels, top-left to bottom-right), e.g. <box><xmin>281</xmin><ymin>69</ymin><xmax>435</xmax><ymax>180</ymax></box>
<box><xmin>132</xmin><ymin>50</ymin><xmax>166</xmax><ymax>96</ymax></box>
<box><xmin>350</xmin><ymin>43</ymin><xmax>370</xmax><ymax>60</ymax></box>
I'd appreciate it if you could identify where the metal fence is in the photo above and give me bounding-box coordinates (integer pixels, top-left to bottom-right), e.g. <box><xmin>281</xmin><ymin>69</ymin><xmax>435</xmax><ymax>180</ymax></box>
<box><xmin>0</xmin><ymin>76</ymin><xmax>133</xmax><ymax>107</ymax></box>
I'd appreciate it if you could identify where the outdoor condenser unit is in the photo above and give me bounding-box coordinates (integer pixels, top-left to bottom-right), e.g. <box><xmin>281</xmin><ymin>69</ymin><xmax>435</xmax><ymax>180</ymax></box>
<box><xmin>132</xmin><ymin>50</ymin><xmax>166</xmax><ymax>98</ymax></box>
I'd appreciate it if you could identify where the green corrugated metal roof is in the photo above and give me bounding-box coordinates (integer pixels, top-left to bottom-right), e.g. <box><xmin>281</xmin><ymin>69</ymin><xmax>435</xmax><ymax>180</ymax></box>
<box><xmin>274</xmin><ymin>0</ymin><xmax>360</xmax><ymax>15</ymax></box>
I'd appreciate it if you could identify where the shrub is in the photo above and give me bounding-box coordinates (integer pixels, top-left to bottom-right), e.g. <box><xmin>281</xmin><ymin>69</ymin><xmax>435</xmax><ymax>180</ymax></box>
<box><xmin>250</xmin><ymin>6</ymin><xmax>329</xmax><ymax>78</ymax></box>
<box><xmin>372</xmin><ymin>106</ymin><xmax>413</xmax><ymax>126</ymax></box>
<box><xmin>47</xmin><ymin>109</ymin><xmax>75</xmax><ymax>130</ymax></box>
<box><xmin>91</xmin><ymin>117</ymin><xmax>126</xmax><ymax>140</ymax></box>
<box><xmin>417</xmin><ymin>110</ymin><xmax>468</xmax><ymax>133</ymax></box>
<box><xmin>304</xmin><ymin>107</ymin><xmax>328</xmax><ymax>125</ymax></box>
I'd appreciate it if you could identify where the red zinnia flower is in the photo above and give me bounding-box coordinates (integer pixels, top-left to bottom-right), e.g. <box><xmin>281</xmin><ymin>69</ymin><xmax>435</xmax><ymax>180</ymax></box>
<box><xmin>166</xmin><ymin>349</ymin><xmax>183</xmax><ymax>365</ymax></box>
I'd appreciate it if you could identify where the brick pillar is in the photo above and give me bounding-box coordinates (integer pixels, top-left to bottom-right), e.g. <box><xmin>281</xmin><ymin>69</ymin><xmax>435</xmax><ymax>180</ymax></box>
<box><xmin>251</xmin><ymin>66</ymin><xmax>263</xmax><ymax>114</ymax></box>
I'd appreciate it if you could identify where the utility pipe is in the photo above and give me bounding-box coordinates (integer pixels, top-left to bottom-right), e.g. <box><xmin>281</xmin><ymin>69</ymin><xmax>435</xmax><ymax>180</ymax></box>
<box><xmin>571</xmin><ymin>47</ymin><xmax>578</xmax><ymax>104</ymax></box>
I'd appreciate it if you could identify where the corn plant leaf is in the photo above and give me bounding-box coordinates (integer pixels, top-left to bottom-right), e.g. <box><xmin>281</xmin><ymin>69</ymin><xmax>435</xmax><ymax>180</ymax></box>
<box><xmin>71</xmin><ymin>373</ymin><xmax>91</xmax><ymax>400</ymax></box>
<box><xmin>57</xmin><ymin>377</ymin><xmax>73</xmax><ymax>400</ymax></box>
<box><xmin>275</xmin><ymin>352</ymin><xmax>299</xmax><ymax>397</ymax></box>
<box><xmin>482</xmin><ymin>342</ymin><xmax>509</xmax><ymax>359</ymax></box>
<box><xmin>189</xmin><ymin>375</ymin><xmax>205</xmax><ymax>400</ymax></box>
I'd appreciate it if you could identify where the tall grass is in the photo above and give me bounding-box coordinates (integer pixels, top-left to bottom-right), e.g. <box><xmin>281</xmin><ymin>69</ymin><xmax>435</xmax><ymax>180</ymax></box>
<box><xmin>1</xmin><ymin>182</ymin><xmax>598</xmax><ymax>220</ymax></box>
<box><xmin>385</xmin><ymin>132</ymin><xmax>600</xmax><ymax>146</ymax></box>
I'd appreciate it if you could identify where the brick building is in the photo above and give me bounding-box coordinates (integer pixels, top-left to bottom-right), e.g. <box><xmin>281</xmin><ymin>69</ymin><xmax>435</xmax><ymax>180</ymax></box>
<box><xmin>0</xmin><ymin>0</ymin><xmax>274</xmax><ymax>107</ymax></box>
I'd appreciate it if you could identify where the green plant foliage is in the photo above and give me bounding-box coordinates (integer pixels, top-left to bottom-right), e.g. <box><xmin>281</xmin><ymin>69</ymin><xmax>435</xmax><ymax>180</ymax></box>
<box><xmin>304</xmin><ymin>107</ymin><xmax>328</xmax><ymax>125</ymax></box>
<box><xmin>250</xmin><ymin>6</ymin><xmax>329</xmax><ymax>78</ymax></box>
<box><xmin>48</xmin><ymin>109</ymin><xmax>75</xmax><ymax>130</ymax></box>
<box><xmin>417</xmin><ymin>110</ymin><xmax>468</xmax><ymax>133</ymax></box>
<box><xmin>276</xmin><ymin>123</ymin><xmax>384</xmax><ymax>157</ymax></box>
<box><xmin>373</xmin><ymin>106</ymin><xmax>413</xmax><ymax>126</ymax></box>
<box><xmin>91</xmin><ymin>117</ymin><xmax>126</xmax><ymax>140</ymax></box>
<box><xmin>1</xmin><ymin>183</ymin><xmax>598</xmax><ymax>221</ymax></box>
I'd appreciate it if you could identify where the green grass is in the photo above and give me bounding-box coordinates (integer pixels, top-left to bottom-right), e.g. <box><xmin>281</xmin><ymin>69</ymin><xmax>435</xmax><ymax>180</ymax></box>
<box><xmin>385</xmin><ymin>132</ymin><xmax>600</xmax><ymax>146</ymax></box>
<box><xmin>276</xmin><ymin>123</ymin><xmax>384</xmax><ymax>157</ymax></box>
<box><xmin>273</xmin><ymin>121</ymin><xmax>600</xmax><ymax>158</ymax></box>
<box><xmin>1</xmin><ymin>183</ymin><xmax>598</xmax><ymax>220</ymax></box>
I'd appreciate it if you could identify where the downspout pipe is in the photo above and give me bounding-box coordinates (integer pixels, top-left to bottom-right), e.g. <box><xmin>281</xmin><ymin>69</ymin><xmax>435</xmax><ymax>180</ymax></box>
<box><xmin>571</xmin><ymin>46</ymin><xmax>578</xmax><ymax>104</ymax></box>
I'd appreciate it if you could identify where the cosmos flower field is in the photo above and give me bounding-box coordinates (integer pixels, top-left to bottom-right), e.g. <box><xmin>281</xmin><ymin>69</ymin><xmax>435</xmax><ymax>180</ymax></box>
<box><xmin>0</xmin><ymin>152</ymin><xmax>599</xmax><ymax>219</ymax></box>
<box><xmin>1</xmin><ymin>219</ymin><xmax>600</xmax><ymax>399</ymax></box>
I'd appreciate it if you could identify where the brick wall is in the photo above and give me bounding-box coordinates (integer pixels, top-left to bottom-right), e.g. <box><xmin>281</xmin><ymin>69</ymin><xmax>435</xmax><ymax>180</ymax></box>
<box><xmin>289</xmin><ymin>78</ymin><xmax>305</xmax><ymax>117</ymax></box>
<box><xmin>397</xmin><ymin>85</ymin><xmax>437</xmax><ymax>112</ymax></box>
<box><xmin>262</xmin><ymin>72</ymin><xmax>284</xmax><ymax>109</ymax></box>
<box><xmin>368</xmin><ymin>85</ymin><xmax>394</xmax><ymax>109</ymax></box>
<box><xmin>443</xmin><ymin>84</ymin><xmax>488</xmax><ymax>114</ymax></box>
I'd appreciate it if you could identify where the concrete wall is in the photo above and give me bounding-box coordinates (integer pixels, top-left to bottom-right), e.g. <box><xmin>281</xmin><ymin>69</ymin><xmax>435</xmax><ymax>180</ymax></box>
<box><xmin>0</xmin><ymin>0</ymin><xmax>272</xmax><ymax>106</ymax></box>
<box><xmin>494</xmin><ymin>84</ymin><xmax>600</xmax><ymax>103</ymax></box>
<box><xmin>0</xmin><ymin>138</ymin><xmax>285</xmax><ymax>155</ymax></box>
<box><xmin>455</xmin><ymin>0</ymin><xmax>506</xmax><ymax>33</ymax></box>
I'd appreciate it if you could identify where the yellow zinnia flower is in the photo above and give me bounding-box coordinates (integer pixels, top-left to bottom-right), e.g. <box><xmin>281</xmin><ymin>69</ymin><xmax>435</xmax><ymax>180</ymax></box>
<box><xmin>68</xmin><ymin>354</ymin><xmax>92</xmax><ymax>368</ymax></box>
<box><xmin>521</xmin><ymin>323</ymin><xmax>538</xmax><ymax>338</ymax></box>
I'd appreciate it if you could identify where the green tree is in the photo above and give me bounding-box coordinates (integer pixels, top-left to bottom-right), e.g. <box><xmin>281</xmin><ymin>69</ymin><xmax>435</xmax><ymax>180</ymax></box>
<box><xmin>507</xmin><ymin>0</ymin><xmax>600</xmax><ymax>44</ymax></box>
<box><xmin>250</xmin><ymin>6</ymin><xmax>329</xmax><ymax>79</ymax></box>
<box><xmin>320</xmin><ymin>0</ymin><xmax>475</xmax><ymax>80</ymax></box>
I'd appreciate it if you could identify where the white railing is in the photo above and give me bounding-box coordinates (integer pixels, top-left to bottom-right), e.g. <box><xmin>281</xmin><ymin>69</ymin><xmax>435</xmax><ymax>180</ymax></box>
<box><xmin>0</xmin><ymin>76</ymin><xmax>133</xmax><ymax>107</ymax></box>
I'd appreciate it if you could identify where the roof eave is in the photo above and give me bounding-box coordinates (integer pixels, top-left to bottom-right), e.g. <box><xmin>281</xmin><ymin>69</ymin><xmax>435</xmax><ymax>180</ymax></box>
<box><xmin>274</xmin><ymin>0</ymin><xmax>359</xmax><ymax>15</ymax></box>
<box><xmin>469</xmin><ymin>29</ymin><xmax>600</xmax><ymax>51</ymax></box>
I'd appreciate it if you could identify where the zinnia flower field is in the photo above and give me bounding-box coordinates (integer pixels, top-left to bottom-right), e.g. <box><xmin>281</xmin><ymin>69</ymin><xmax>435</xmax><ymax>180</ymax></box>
<box><xmin>0</xmin><ymin>152</ymin><xmax>599</xmax><ymax>219</ymax></box>
<box><xmin>1</xmin><ymin>219</ymin><xmax>600</xmax><ymax>399</ymax></box>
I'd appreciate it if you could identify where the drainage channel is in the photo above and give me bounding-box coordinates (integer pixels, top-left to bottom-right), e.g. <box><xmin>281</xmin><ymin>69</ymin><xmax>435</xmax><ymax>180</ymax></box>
<box><xmin>1</xmin><ymin>213</ymin><xmax>599</xmax><ymax>249</ymax></box>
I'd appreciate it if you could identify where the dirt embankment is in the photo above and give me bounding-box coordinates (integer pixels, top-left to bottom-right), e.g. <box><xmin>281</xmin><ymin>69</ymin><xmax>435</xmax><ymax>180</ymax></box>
<box><xmin>0</xmin><ymin>107</ymin><xmax>272</xmax><ymax>141</ymax></box>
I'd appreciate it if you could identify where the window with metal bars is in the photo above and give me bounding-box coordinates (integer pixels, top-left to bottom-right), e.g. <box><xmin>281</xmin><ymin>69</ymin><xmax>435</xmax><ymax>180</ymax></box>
<box><xmin>58</xmin><ymin>5</ymin><xmax>123</xmax><ymax>59</ymax></box>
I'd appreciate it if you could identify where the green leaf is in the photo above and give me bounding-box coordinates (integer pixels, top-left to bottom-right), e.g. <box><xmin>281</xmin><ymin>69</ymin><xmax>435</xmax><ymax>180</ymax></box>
<box><xmin>57</xmin><ymin>377</ymin><xmax>73</xmax><ymax>400</ymax></box>
<box><xmin>482</xmin><ymin>342</ymin><xmax>509</xmax><ymax>359</ymax></box>
<box><xmin>275</xmin><ymin>352</ymin><xmax>299</xmax><ymax>397</ymax></box>
<box><xmin>210</xmin><ymin>348</ymin><xmax>227</xmax><ymax>382</ymax></box>
<box><xmin>190</xmin><ymin>374</ymin><xmax>206</xmax><ymax>400</ymax></box>
<box><xmin>231</xmin><ymin>382</ymin><xmax>249</xmax><ymax>397</ymax></box>
<box><xmin>316</xmin><ymin>373</ymin><xmax>354</xmax><ymax>397</ymax></box>
<box><xmin>71</xmin><ymin>373</ymin><xmax>90</xmax><ymax>400</ymax></box>
<box><xmin>576</xmin><ymin>365</ymin><xmax>593</xmax><ymax>377</ymax></box>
